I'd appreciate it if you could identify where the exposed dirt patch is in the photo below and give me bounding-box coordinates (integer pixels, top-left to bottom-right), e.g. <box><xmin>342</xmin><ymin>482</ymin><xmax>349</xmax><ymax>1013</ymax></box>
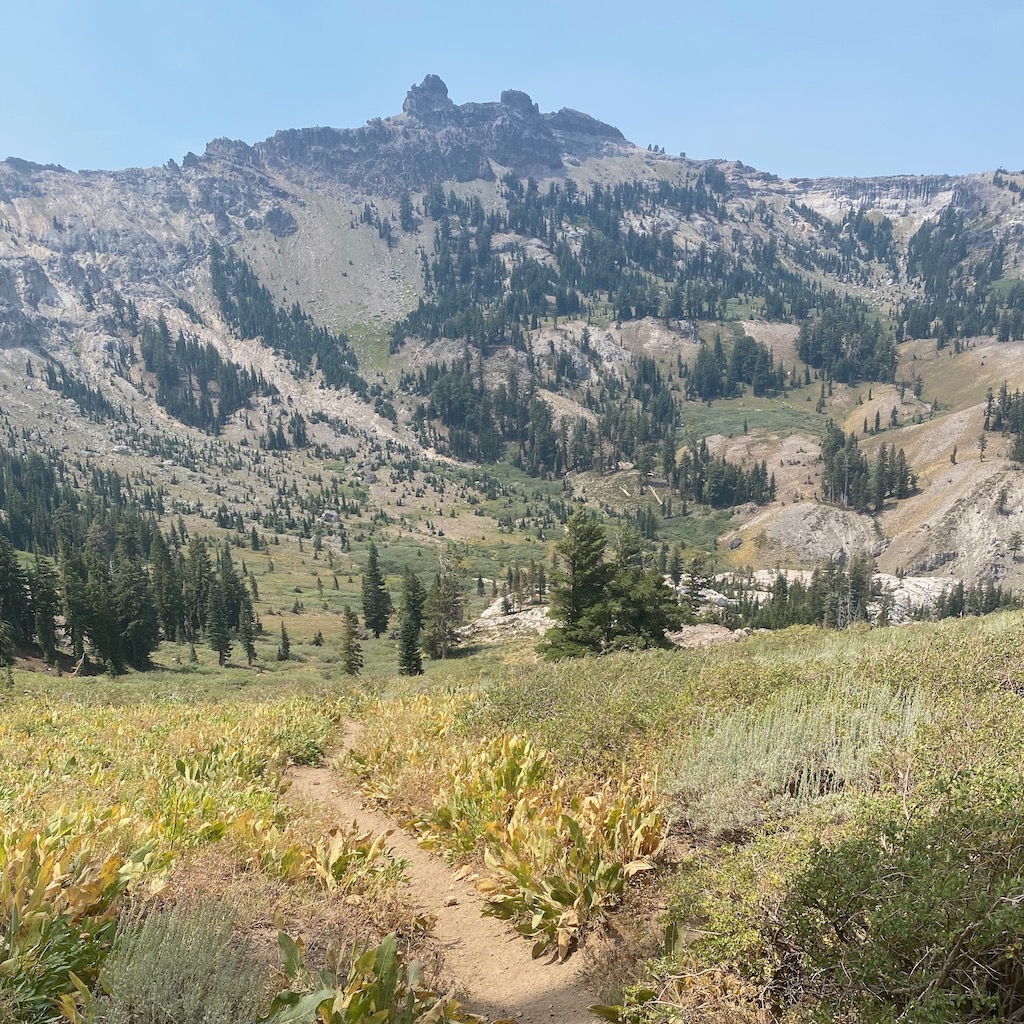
<box><xmin>286</xmin><ymin>759</ymin><xmax>597</xmax><ymax>1023</ymax></box>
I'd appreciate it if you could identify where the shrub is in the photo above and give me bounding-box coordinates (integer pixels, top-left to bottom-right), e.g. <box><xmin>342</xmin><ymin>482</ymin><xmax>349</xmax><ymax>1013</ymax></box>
<box><xmin>0</xmin><ymin>818</ymin><xmax>149</xmax><ymax>1024</ymax></box>
<box><xmin>263</xmin><ymin>931</ymin><xmax>470</xmax><ymax>1024</ymax></box>
<box><xmin>777</xmin><ymin>690</ymin><xmax>1024</xmax><ymax>1022</ymax></box>
<box><xmin>93</xmin><ymin>899</ymin><xmax>267</xmax><ymax>1024</ymax></box>
<box><xmin>670</xmin><ymin>677</ymin><xmax>927</xmax><ymax>838</ymax></box>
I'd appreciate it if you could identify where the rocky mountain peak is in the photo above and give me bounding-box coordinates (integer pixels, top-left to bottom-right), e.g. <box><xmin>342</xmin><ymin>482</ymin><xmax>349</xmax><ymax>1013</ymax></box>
<box><xmin>402</xmin><ymin>74</ymin><xmax>455</xmax><ymax>118</ymax></box>
<box><xmin>500</xmin><ymin>89</ymin><xmax>540</xmax><ymax>117</ymax></box>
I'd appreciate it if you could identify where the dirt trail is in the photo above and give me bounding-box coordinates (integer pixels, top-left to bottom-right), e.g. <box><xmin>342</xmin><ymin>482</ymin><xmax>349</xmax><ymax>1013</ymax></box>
<box><xmin>286</xmin><ymin>760</ymin><xmax>598</xmax><ymax>1023</ymax></box>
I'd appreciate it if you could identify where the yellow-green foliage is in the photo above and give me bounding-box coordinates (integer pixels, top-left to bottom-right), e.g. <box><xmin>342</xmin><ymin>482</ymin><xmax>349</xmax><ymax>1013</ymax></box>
<box><xmin>414</xmin><ymin>734</ymin><xmax>551</xmax><ymax>855</ymax></box>
<box><xmin>352</xmin><ymin>704</ymin><xmax>666</xmax><ymax>960</ymax></box>
<box><xmin>0</xmin><ymin>692</ymin><xmax>402</xmax><ymax>1020</ymax></box>
<box><xmin>264</xmin><ymin>931</ymin><xmax>478</xmax><ymax>1024</ymax></box>
<box><xmin>479</xmin><ymin>772</ymin><xmax>663</xmax><ymax>960</ymax></box>
<box><xmin>0</xmin><ymin>819</ymin><xmax>160</xmax><ymax>1023</ymax></box>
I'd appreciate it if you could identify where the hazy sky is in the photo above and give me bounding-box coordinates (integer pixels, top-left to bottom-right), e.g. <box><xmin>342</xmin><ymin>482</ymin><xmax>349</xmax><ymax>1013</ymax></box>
<box><xmin>3</xmin><ymin>0</ymin><xmax>1021</xmax><ymax>179</ymax></box>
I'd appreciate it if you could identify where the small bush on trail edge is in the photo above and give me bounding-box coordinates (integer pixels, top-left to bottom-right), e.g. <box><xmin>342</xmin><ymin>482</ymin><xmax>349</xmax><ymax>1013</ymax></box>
<box><xmin>91</xmin><ymin>898</ymin><xmax>267</xmax><ymax>1024</ymax></box>
<box><xmin>263</xmin><ymin>931</ymin><xmax>475</xmax><ymax>1024</ymax></box>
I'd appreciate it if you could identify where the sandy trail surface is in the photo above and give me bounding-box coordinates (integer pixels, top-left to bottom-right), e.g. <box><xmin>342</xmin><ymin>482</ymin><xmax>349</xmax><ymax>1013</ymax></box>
<box><xmin>286</xmin><ymin>756</ymin><xmax>598</xmax><ymax>1023</ymax></box>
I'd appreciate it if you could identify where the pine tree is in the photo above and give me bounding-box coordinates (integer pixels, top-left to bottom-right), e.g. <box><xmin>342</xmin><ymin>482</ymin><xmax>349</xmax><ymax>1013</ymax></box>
<box><xmin>422</xmin><ymin>548</ymin><xmax>464</xmax><ymax>660</ymax></box>
<box><xmin>541</xmin><ymin>509</ymin><xmax>612</xmax><ymax>657</ymax></box>
<box><xmin>184</xmin><ymin>536</ymin><xmax>213</xmax><ymax>641</ymax></box>
<box><xmin>205</xmin><ymin>579</ymin><xmax>233</xmax><ymax>667</ymax></box>
<box><xmin>339</xmin><ymin>605</ymin><xmax>363</xmax><ymax>676</ymax></box>
<box><xmin>276</xmin><ymin>622</ymin><xmax>290</xmax><ymax>661</ymax></box>
<box><xmin>604</xmin><ymin>526</ymin><xmax>684</xmax><ymax>649</ymax></box>
<box><xmin>83</xmin><ymin>529</ymin><xmax>123</xmax><ymax>673</ymax></box>
<box><xmin>397</xmin><ymin>610</ymin><xmax>423</xmax><ymax>675</ymax></box>
<box><xmin>150</xmin><ymin>530</ymin><xmax>183</xmax><ymax>640</ymax></box>
<box><xmin>30</xmin><ymin>555</ymin><xmax>60</xmax><ymax>663</ymax></box>
<box><xmin>401</xmin><ymin>569</ymin><xmax>426</xmax><ymax>633</ymax></box>
<box><xmin>113</xmin><ymin>530</ymin><xmax>159</xmax><ymax>671</ymax></box>
<box><xmin>361</xmin><ymin>542</ymin><xmax>393</xmax><ymax>638</ymax></box>
<box><xmin>0</xmin><ymin>535</ymin><xmax>31</xmax><ymax>647</ymax></box>
<box><xmin>238</xmin><ymin>594</ymin><xmax>257</xmax><ymax>665</ymax></box>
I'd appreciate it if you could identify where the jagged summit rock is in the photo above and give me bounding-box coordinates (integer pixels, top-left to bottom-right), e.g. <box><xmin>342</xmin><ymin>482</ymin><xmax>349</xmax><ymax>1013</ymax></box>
<box><xmin>248</xmin><ymin>74</ymin><xmax>630</xmax><ymax>193</ymax></box>
<box><xmin>500</xmin><ymin>89</ymin><xmax>539</xmax><ymax>116</ymax></box>
<box><xmin>402</xmin><ymin>74</ymin><xmax>455</xmax><ymax>117</ymax></box>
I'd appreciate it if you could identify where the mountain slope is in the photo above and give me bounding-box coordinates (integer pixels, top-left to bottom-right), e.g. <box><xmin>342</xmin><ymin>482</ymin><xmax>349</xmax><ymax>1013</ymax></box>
<box><xmin>3</xmin><ymin>75</ymin><xmax>1024</xmax><ymax>588</ymax></box>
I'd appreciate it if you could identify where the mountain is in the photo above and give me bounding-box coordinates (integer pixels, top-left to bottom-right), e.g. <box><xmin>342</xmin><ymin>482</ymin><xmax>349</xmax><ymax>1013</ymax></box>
<box><xmin>3</xmin><ymin>75</ymin><xmax>1024</xmax><ymax>594</ymax></box>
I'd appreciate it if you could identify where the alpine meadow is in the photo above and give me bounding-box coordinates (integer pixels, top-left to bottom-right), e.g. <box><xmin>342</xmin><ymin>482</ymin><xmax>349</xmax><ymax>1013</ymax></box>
<box><xmin>3</xmin><ymin>69</ymin><xmax>1024</xmax><ymax>1024</ymax></box>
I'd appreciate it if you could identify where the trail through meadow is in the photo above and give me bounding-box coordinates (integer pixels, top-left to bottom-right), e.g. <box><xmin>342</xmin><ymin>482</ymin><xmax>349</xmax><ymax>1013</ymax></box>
<box><xmin>287</xmin><ymin>746</ymin><xmax>597</xmax><ymax>1023</ymax></box>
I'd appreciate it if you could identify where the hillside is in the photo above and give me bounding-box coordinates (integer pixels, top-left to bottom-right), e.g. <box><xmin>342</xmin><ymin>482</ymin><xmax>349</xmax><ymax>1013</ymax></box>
<box><xmin>2</xmin><ymin>74</ymin><xmax>1024</xmax><ymax>594</ymax></box>
<box><xmin>5</xmin><ymin>73</ymin><xmax>1024</xmax><ymax>1024</ymax></box>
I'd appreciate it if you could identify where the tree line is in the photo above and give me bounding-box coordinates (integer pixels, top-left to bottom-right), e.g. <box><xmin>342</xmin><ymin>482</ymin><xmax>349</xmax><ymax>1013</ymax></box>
<box><xmin>820</xmin><ymin>419</ymin><xmax>916</xmax><ymax>512</ymax></box>
<box><xmin>0</xmin><ymin>508</ymin><xmax>259</xmax><ymax>674</ymax></box>
<box><xmin>210</xmin><ymin>242</ymin><xmax>368</xmax><ymax>397</ymax></box>
<box><xmin>388</xmin><ymin>173</ymin><xmax>895</xmax><ymax>364</ymax></box>
<box><xmin>137</xmin><ymin>312</ymin><xmax>275</xmax><ymax>434</ymax></box>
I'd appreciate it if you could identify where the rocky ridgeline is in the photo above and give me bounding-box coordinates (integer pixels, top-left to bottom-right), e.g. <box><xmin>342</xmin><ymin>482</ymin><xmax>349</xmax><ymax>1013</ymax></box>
<box><xmin>255</xmin><ymin>74</ymin><xmax>628</xmax><ymax>192</ymax></box>
<box><xmin>0</xmin><ymin>75</ymin><xmax>635</xmax><ymax>353</ymax></box>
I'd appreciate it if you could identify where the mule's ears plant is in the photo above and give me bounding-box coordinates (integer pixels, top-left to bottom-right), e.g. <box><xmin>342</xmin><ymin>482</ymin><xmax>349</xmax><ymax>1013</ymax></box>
<box><xmin>262</xmin><ymin>931</ymin><xmax>482</xmax><ymax>1024</ymax></box>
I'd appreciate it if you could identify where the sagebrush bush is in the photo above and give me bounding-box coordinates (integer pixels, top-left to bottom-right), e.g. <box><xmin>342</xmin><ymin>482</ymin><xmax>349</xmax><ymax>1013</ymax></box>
<box><xmin>671</xmin><ymin>677</ymin><xmax>927</xmax><ymax>837</ymax></box>
<box><xmin>94</xmin><ymin>899</ymin><xmax>267</xmax><ymax>1024</ymax></box>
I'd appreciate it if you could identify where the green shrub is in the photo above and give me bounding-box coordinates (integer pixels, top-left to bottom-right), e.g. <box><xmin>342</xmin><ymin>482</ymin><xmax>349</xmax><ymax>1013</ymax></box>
<box><xmin>777</xmin><ymin>689</ymin><xmax>1024</xmax><ymax>1022</ymax></box>
<box><xmin>670</xmin><ymin>677</ymin><xmax>927</xmax><ymax>837</ymax></box>
<box><xmin>0</xmin><ymin>819</ymin><xmax>146</xmax><ymax>1024</ymax></box>
<box><xmin>263</xmin><ymin>931</ymin><xmax>470</xmax><ymax>1024</ymax></box>
<box><xmin>94</xmin><ymin>899</ymin><xmax>267</xmax><ymax>1024</ymax></box>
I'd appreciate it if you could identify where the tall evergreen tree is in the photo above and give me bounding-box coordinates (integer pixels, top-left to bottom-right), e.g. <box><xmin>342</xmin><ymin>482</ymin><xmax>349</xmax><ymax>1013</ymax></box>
<box><xmin>605</xmin><ymin>526</ymin><xmax>684</xmax><ymax>649</ymax></box>
<box><xmin>205</xmin><ymin>578</ymin><xmax>233</xmax><ymax>666</ymax></box>
<box><xmin>0</xmin><ymin>617</ymin><xmax>11</xmax><ymax>668</ymax></box>
<box><xmin>59</xmin><ymin>544</ymin><xmax>88</xmax><ymax>659</ymax></box>
<box><xmin>401</xmin><ymin>569</ymin><xmax>427</xmax><ymax>633</ymax></box>
<box><xmin>30</xmin><ymin>555</ymin><xmax>60</xmax><ymax>663</ymax></box>
<box><xmin>361</xmin><ymin>542</ymin><xmax>393</xmax><ymax>638</ymax></box>
<box><xmin>113</xmin><ymin>529</ymin><xmax>160</xmax><ymax>670</ymax></box>
<box><xmin>544</xmin><ymin>512</ymin><xmax>684</xmax><ymax>657</ymax></box>
<box><xmin>238</xmin><ymin>593</ymin><xmax>257</xmax><ymax>665</ymax></box>
<box><xmin>83</xmin><ymin>527</ymin><xmax>122</xmax><ymax>673</ymax></box>
<box><xmin>339</xmin><ymin>605</ymin><xmax>363</xmax><ymax>676</ymax></box>
<box><xmin>0</xmin><ymin>535</ymin><xmax>31</xmax><ymax>647</ymax></box>
<box><xmin>542</xmin><ymin>509</ymin><xmax>613</xmax><ymax>657</ymax></box>
<box><xmin>422</xmin><ymin>548</ymin><xmax>464</xmax><ymax>660</ymax></box>
<box><xmin>397</xmin><ymin>568</ymin><xmax>426</xmax><ymax>676</ymax></box>
<box><xmin>397</xmin><ymin>610</ymin><xmax>423</xmax><ymax>676</ymax></box>
<box><xmin>183</xmin><ymin>536</ymin><xmax>213</xmax><ymax>641</ymax></box>
<box><xmin>150</xmin><ymin>529</ymin><xmax>183</xmax><ymax>640</ymax></box>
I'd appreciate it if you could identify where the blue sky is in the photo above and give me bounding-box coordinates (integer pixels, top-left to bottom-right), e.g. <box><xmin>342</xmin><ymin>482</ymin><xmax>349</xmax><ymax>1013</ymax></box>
<box><xmin>3</xmin><ymin>0</ymin><xmax>1021</xmax><ymax>178</ymax></box>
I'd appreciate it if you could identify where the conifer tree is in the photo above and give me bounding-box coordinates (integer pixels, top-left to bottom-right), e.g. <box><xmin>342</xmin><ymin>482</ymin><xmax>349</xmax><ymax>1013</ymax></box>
<box><xmin>542</xmin><ymin>509</ymin><xmax>612</xmax><ymax>657</ymax></box>
<box><xmin>397</xmin><ymin>610</ymin><xmax>423</xmax><ymax>675</ymax></box>
<box><xmin>339</xmin><ymin>605</ymin><xmax>363</xmax><ymax>676</ymax></box>
<box><xmin>238</xmin><ymin>594</ymin><xmax>257</xmax><ymax>665</ymax></box>
<box><xmin>113</xmin><ymin>531</ymin><xmax>159</xmax><ymax>670</ymax></box>
<box><xmin>401</xmin><ymin>569</ymin><xmax>426</xmax><ymax>633</ymax></box>
<box><xmin>361</xmin><ymin>542</ymin><xmax>393</xmax><ymax>638</ymax></box>
<box><xmin>30</xmin><ymin>555</ymin><xmax>60</xmax><ymax>663</ymax></box>
<box><xmin>205</xmin><ymin>579</ymin><xmax>233</xmax><ymax>666</ymax></box>
<box><xmin>422</xmin><ymin>548</ymin><xmax>464</xmax><ymax>660</ymax></box>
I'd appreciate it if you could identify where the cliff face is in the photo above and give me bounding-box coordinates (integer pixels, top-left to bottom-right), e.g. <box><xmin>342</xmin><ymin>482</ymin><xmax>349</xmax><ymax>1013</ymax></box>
<box><xmin>0</xmin><ymin>75</ymin><xmax>638</xmax><ymax>345</ymax></box>
<box><xmin>255</xmin><ymin>75</ymin><xmax>628</xmax><ymax>192</ymax></box>
<box><xmin>0</xmin><ymin>73</ymin><xmax>1020</xmax><ymax>382</ymax></box>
